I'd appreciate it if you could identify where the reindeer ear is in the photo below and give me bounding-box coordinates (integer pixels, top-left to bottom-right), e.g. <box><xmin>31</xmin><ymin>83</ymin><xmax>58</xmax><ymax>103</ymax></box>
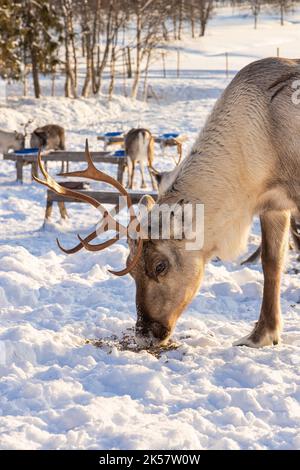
<box><xmin>138</xmin><ymin>194</ymin><xmax>155</xmax><ymax>212</ymax></box>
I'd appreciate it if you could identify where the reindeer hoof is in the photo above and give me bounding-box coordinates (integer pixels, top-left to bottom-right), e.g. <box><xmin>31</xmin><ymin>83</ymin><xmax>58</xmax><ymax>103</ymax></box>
<box><xmin>233</xmin><ymin>327</ymin><xmax>281</xmax><ymax>348</ymax></box>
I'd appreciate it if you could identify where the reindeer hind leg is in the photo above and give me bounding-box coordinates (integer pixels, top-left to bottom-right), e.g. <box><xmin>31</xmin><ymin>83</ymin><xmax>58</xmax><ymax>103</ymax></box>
<box><xmin>241</xmin><ymin>244</ymin><xmax>262</xmax><ymax>265</ymax></box>
<box><xmin>139</xmin><ymin>159</ymin><xmax>147</xmax><ymax>188</ymax></box>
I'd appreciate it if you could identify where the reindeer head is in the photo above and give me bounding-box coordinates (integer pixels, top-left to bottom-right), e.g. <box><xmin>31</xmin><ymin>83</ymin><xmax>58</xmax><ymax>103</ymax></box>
<box><xmin>14</xmin><ymin>131</ymin><xmax>25</xmax><ymax>150</ymax></box>
<box><xmin>33</xmin><ymin>142</ymin><xmax>204</xmax><ymax>347</ymax></box>
<box><xmin>150</xmin><ymin>166</ymin><xmax>180</xmax><ymax>197</ymax></box>
<box><xmin>127</xmin><ymin>195</ymin><xmax>204</xmax><ymax>347</ymax></box>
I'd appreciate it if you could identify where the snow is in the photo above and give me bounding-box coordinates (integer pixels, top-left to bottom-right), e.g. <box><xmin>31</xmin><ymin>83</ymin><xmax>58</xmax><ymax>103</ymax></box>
<box><xmin>0</xmin><ymin>7</ymin><xmax>300</xmax><ymax>450</ymax></box>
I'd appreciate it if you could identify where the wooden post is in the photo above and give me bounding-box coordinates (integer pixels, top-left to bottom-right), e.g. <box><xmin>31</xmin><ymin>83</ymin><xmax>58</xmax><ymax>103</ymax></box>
<box><xmin>277</xmin><ymin>47</ymin><xmax>280</xmax><ymax>58</ymax></box>
<box><xmin>16</xmin><ymin>159</ymin><xmax>24</xmax><ymax>183</ymax></box>
<box><xmin>162</xmin><ymin>52</ymin><xmax>166</xmax><ymax>78</ymax></box>
<box><xmin>225</xmin><ymin>52</ymin><xmax>229</xmax><ymax>78</ymax></box>
<box><xmin>177</xmin><ymin>49</ymin><xmax>180</xmax><ymax>78</ymax></box>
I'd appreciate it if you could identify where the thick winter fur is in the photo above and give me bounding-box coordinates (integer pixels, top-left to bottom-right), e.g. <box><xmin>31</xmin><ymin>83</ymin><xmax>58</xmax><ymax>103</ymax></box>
<box><xmin>125</xmin><ymin>128</ymin><xmax>155</xmax><ymax>189</ymax></box>
<box><xmin>30</xmin><ymin>124</ymin><xmax>65</xmax><ymax>151</ymax></box>
<box><xmin>131</xmin><ymin>58</ymin><xmax>300</xmax><ymax>348</ymax></box>
<box><xmin>0</xmin><ymin>129</ymin><xmax>24</xmax><ymax>153</ymax></box>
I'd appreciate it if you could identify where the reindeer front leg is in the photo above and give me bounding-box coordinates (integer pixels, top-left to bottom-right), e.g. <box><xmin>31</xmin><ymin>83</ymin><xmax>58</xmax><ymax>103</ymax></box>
<box><xmin>234</xmin><ymin>210</ymin><xmax>290</xmax><ymax>348</ymax></box>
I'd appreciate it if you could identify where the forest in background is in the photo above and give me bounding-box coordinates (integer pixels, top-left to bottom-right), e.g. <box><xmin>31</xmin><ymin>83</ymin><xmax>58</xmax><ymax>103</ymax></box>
<box><xmin>0</xmin><ymin>0</ymin><xmax>296</xmax><ymax>99</ymax></box>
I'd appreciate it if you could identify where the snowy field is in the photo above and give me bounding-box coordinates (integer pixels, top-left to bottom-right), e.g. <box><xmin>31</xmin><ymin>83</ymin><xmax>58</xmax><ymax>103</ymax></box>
<box><xmin>1</xmin><ymin>8</ymin><xmax>300</xmax><ymax>450</ymax></box>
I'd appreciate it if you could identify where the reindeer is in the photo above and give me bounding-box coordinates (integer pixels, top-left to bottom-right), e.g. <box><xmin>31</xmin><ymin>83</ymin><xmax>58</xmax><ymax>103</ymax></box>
<box><xmin>34</xmin><ymin>58</ymin><xmax>300</xmax><ymax>349</ymax></box>
<box><xmin>0</xmin><ymin>129</ymin><xmax>25</xmax><ymax>154</ymax></box>
<box><xmin>30</xmin><ymin>124</ymin><xmax>68</xmax><ymax>172</ymax></box>
<box><xmin>125</xmin><ymin>128</ymin><xmax>156</xmax><ymax>189</ymax></box>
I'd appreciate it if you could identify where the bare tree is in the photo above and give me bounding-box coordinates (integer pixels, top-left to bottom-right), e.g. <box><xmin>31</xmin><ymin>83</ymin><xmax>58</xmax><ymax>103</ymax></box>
<box><xmin>276</xmin><ymin>0</ymin><xmax>293</xmax><ymax>26</ymax></box>
<box><xmin>108</xmin><ymin>1</ymin><xmax>126</xmax><ymax>100</ymax></box>
<box><xmin>190</xmin><ymin>0</ymin><xmax>196</xmax><ymax>38</ymax></box>
<box><xmin>251</xmin><ymin>0</ymin><xmax>261</xmax><ymax>29</ymax></box>
<box><xmin>178</xmin><ymin>0</ymin><xmax>185</xmax><ymax>40</ymax></box>
<box><xmin>197</xmin><ymin>0</ymin><xmax>214</xmax><ymax>37</ymax></box>
<box><xmin>61</xmin><ymin>0</ymin><xmax>77</xmax><ymax>98</ymax></box>
<box><xmin>131</xmin><ymin>0</ymin><xmax>168</xmax><ymax>99</ymax></box>
<box><xmin>92</xmin><ymin>0</ymin><xmax>115</xmax><ymax>95</ymax></box>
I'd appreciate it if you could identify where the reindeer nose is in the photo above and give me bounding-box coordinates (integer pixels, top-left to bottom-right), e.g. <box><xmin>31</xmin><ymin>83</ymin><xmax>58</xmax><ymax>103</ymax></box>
<box><xmin>135</xmin><ymin>319</ymin><xmax>170</xmax><ymax>344</ymax></box>
<box><xmin>150</xmin><ymin>322</ymin><xmax>170</xmax><ymax>340</ymax></box>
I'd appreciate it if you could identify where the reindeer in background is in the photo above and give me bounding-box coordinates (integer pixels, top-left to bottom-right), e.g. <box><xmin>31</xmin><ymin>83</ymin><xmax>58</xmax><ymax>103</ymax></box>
<box><xmin>125</xmin><ymin>128</ymin><xmax>156</xmax><ymax>189</ymax></box>
<box><xmin>35</xmin><ymin>58</ymin><xmax>300</xmax><ymax>350</ymax></box>
<box><xmin>30</xmin><ymin>124</ymin><xmax>68</xmax><ymax>172</ymax></box>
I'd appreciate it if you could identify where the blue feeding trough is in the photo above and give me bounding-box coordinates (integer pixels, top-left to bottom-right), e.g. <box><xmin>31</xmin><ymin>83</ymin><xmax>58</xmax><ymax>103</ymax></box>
<box><xmin>15</xmin><ymin>147</ymin><xmax>39</xmax><ymax>155</ymax></box>
<box><xmin>104</xmin><ymin>131</ymin><xmax>123</xmax><ymax>137</ymax></box>
<box><xmin>161</xmin><ymin>133</ymin><xmax>179</xmax><ymax>139</ymax></box>
<box><xmin>113</xmin><ymin>149</ymin><xmax>126</xmax><ymax>157</ymax></box>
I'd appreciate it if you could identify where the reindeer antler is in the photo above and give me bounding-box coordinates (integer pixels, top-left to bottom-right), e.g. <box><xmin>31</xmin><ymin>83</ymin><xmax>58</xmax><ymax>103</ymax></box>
<box><xmin>33</xmin><ymin>140</ymin><xmax>144</xmax><ymax>275</ymax></box>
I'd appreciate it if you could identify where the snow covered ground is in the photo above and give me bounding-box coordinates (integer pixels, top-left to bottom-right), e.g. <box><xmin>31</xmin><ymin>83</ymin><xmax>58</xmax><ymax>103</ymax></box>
<box><xmin>0</xmin><ymin>8</ymin><xmax>300</xmax><ymax>450</ymax></box>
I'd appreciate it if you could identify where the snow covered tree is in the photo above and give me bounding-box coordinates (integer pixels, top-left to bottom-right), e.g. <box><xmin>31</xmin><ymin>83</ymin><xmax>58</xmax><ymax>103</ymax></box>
<box><xmin>19</xmin><ymin>0</ymin><xmax>63</xmax><ymax>98</ymax></box>
<box><xmin>0</xmin><ymin>2</ymin><xmax>22</xmax><ymax>79</ymax></box>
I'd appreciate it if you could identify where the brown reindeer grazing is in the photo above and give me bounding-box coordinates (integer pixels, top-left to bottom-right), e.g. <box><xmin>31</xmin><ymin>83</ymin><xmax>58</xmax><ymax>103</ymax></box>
<box><xmin>34</xmin><ymin>58</ymin><xmax>300</xmax><ymax>349</ymax></box>
<box><xmin>30</xmin><ymin>124</ymin><xmax>65</xmax><ymax>151</ymax></box>
<box><xmin>125</xmin><ymin>128</ymin><xmax>156</xmax><ymax>189</ymax></box>
<box><xmin>30</xmin><ymin>124</ymin><xmax>68</xmax><ymax>172</ymax></box>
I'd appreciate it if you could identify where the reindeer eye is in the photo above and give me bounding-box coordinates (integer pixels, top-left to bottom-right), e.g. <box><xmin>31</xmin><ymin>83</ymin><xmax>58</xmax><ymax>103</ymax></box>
<box><xmin>155</xmin><ymin>260</ymin><xmax>168</xmax><ymax>276</ymax></box>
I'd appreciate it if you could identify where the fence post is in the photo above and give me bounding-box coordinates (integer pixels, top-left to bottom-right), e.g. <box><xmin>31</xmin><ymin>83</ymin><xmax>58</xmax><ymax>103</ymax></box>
<box><xmin>162</xmin><ymin>52</ymin><xmax>166</xmax><ymax>78</ymax></box>
<box><xmin>225</xmin><ymin>52</ymin><xmax>229</xmax><ymax>78</ymax></box>
<box><xmin>177</xmin><ymin>49</ymin><xmax>180</xmax><ymax>78</ymax></box>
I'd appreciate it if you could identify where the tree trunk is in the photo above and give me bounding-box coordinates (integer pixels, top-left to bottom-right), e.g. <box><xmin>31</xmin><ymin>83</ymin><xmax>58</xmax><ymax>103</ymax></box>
<box><xmin>62</xmin><ymin>1</ymin><xmax>77</xmax><ymax>98</ymax></box>
<box><xmin>69</xmin><ymin>15</ymin><xmax>77</xmax><ymax>91</ymax></box>
<box><xmin>131</xmin><ymin>0</ymin><xmax>141</xmax><ymax>99</ymax></box>
<box><xmin>82</xmin><ymin>46</ymin><xmax>92</xmax><ymax>97</ymax></box>
<box><xmin>51</xmin><ymin>66</ymin><xmax>56</xmax><ymax>97</ymax></box>
<box><xmin>143</xmin><ymin>49</ymin><xmax>151</xmax><ymax>101</ymax></box>
<box><xmin>178</xmin><ymin>0</ymin><xmax>184</xmax><ymax>40</ymax></box>
<box><xmin>91</xmin><ymin>0</ymin><xmax>101</xmax><ymax>95</ymax></box>
<box><xmin>126</xmin><ymin>46</ymin><xmax>132</xmax><ymax>78</ymax></box>
<box><xmin>200</xmin><ymin>20</ymin><xmax>206</xmax><ymax>37</ymax></box>
<box><xmin>31</xmin><ymin>47</ymin><xmax>41</xmax><ymax>98</ymax></box>
<box><xmin>190</xmin><ymin>3</ymin><xmax>195</xmax><ymax>38</ymax></box>
<box><xmin>281</xmin><ymin>4</ymin><xmax>284</xmax><ymax>26</ymax></box>
<box><xmin>93</xmin><ymin>2</ymin><xmax>113</xmax><ymax>95</ymax></box>
<box><xmin>108</xmin><ymin>46</ymin><xmax>116</xmax><ymax>101</ymax></box>
<box><xmin>172</xmin><ymin>4</ymin><xmax>177</xmax><ymax>40</ymax></box>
